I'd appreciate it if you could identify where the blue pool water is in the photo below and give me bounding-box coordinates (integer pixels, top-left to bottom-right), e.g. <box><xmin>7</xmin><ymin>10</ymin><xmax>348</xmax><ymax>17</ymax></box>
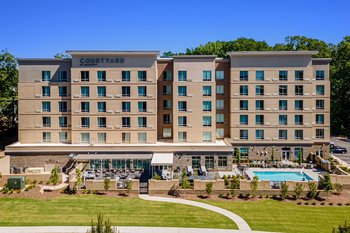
<box><xmin>252</xmin><ymin>171</ymin><xmax>313</xmax><ymax>182</ymax></box>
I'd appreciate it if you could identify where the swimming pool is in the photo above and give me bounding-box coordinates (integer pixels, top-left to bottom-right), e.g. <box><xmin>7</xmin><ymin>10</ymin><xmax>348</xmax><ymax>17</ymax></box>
<box><xmin>252</xmin><ymin>171</ymin><xmax>313</xmax><ymax>182</ymax></box>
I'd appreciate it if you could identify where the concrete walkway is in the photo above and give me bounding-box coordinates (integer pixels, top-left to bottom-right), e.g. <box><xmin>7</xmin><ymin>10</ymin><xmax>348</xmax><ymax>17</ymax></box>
<box><xmin>0</xmin><ymin>226</ymin><xmax>275</xmax><ymax>233</ymax></box>
<box><xmin>139</xmin><ymin>194</ymin><xmax>251</xmax><ymax>231</ymax></box>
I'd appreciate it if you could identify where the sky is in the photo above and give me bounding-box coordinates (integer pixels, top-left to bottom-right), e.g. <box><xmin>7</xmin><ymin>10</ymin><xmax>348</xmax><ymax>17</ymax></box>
<box><xmin>1</xmin><ymin>0</ymin><xmax>349</xmax><ymax>58</ymax></box>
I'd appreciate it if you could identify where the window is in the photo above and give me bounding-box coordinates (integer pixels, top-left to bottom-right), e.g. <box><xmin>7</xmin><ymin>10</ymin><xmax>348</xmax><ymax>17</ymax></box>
<box><xmin>81</xmin><ymin>133</ymin><xmax>90</xmax><ymax>143</ymax></box>
<box><xmin>163</xmin><ymin>114</ymin><xmax>171</xmax><ymax>124</ymax></box>
<box><xmin>81</xmin><ymin>71</ymin><xmax>89</xmax><ymax>82</ymax></box>
<box><xmin>59</xmin><ymin>116</ymin><xmax>67</xmax><ymax>127</ymax></box>
<box><xmin>81</xmin><ymin>117</ymin><xmax>90</xmax><ymax>128</ymax></box>
<box><xmin>240</xmin><ymin>100</ymin><xmax>248</xmax><ymax>110</ymax></box>
<box><xmin>295</xmin><ymin>115</ymin><xmax>303</xmax><ymax>125</ymax></box>
<box><xmin>138</xmin><ymin>102</ymin><xmax>147</xmax><ymax>112</ymax></box>
<box><xmin>97</xmin><ymin>71</ymin><xmax>106</xmax><ymax>81</ymax></box>
<box><xmin>122</xmin><ymin>71</ymin><xmax>130</xmax><ymax>81</ymax></box>
<box><xmin>216</xmin><ymin>128</ymin><xmax>224</xmax><ymax>138</ymax></box>
<box><xmin>256</xmin><ymin>100</ymin><xmax>264</xmax><ymax>110</ymax></box>
<box><xmin>255</xmin><ymin>115</ymin><xmax>264</xmax><ymax>125</ymax></box>
<box><xmin>163</xmin><ymin>85</ymin><xmax>172</xmax><ymax>95</ymax></box>
<box><xmin>163</xmin><ymin>70</ymin><xmax>172</xmax><ymax>81</ymax></box>
<box><xmin>205</xmin><ymin>156</ymin><xmax>214</xmax><ymax>169</ymax></box>
<box><xmin>203</xmin><ymin>70</ymin><xmax>212</xmax><ymax>81</ymax></box>
<box><xmin>178</xmin><ymin>132</ymin><xmax>187</xmax><ymax>142</ymax></box>
<box><xmin>203</xmin><ymin>116</ymin><xmax>212</xmax><ymax>126</ymax></box>
<box><xmin>81</xmin><ymin>102</ymin><xmax>90</xmax><ymax>112</ymax></box>
<box><xmin>256</xmin><ymin>71</ymin><xmax>264</xmax><ymax>81</ymax></box>
<box><xmin>58</xmin><ymin>86</ymin><xmax>67</xmax><ymax>97</ymax></box>
<box><xmin>178</xmin><ymin>116</ymin><xmax>187</xmax><ymax>126</ymax></box>
<box><xmin>316</xmin><ymin>70</ymin><xmax>325</xmax><ymax>80</ymax></box>
<box><xmin>256</xmin><ymin>85</ymin><xmax>264</xmax><ymax>95</ymax></box>
<box><xmin>59</xmin><ymin>101</ymin><xmax>67</xmax><ymax>112</ymax></box>
<box><xmin>122</xmin><ymin>102</ymin><xmax>130</xmax><ymax>112</ymax></box>
<box><xmin>279</xmin><ymin>130</ymin><xmax>287</xmax><ymax>140</ymax></box>
<box><xmin>295</xmin><ymin>100</ymin><xmax>303</xmax><ymax>110</ymax></box>
<box><xmin>97</xmin><ymin>117</ymin><xmax>106</xmax><ymax>128</ymax></box>
<box><xmin>138</xmin><ymin>71</ymin><xmax>147</xmax><ymax>81</ymax></box>
<box><xmin>122</xmin><ymin>86</ymin><xmax>130</xmax><ymax>97</ymax></box>
<box><xmin>203</xmin><ymin>132</ymin><xmax>212</xmax><ymax>142</ymax></box>
<box><xmin>240</xmin><ymin>130</ymin><xmax>248</xmax><ymax>140</ymax></box>
<box><xmin>294</xmin><ymin>147</ymin><xmax>303</xmax><ymax>160</ymax></box>
<box><xmin>240</xmin><ymin>85</ymin><xmax>248</xmax><ymax>96</ymax></box>
<box><xmin>59</xmin><ymin>132</ymin><xmax>68</xmax><ymax>143</ymax></box>
<box><xmin>97</xmin><ymin>86</ymin><xmax>106</xmax><ymax>97</ymax></box>
<box><xmin>81</xmin><ymin>86</ymin><xmax>89</xmax><ymax>97</ymax></box>
<box><xmin>240</xmin><ymin>71</ymin><xmax>248</xmax><ymax>81</ymax></box>
<box><xmin>279</xmin><ymin>70</ymin><xmax>288</xmax><ymax>81</ymax></box>
<box><xmin>163</xmin><ymin>128</ymin><xmax>172</xmax><ymax>138</ymax></box>
<box><xmin>42</xmin><ymin>101</ymin><xmax>51</xmax><ymax>112</ymax></box>
<box><xmin>58</xmin><ymin>71</ymin><xmax>67</xmax><ymax>82</ymax></box>
<box><xmin>42</xmin><ymin>71</ymin><xmax>51</xmax><ymax>81</ymax></box>
<box><xmin>216</xmin><ymin>85</ymin><xmax>224</xmax><ymax>95</ymax></box>
<box><xmin>279</xmin><ymin>100</ymin><xmax>288</xmax><ymax>110</ymax></box>
<box><xmin>239</xmin><ymin>147</ymin><xmax>249</xmax><ymax>158</ymax></box>
<box><xmin>138</xmin><ymin>86</ymin><xmax>147</xmax><ymax>97</ymax></box>
<box><xmin>163</xmin><ymin>100</ymin><xmax>172</xmax><ymax>110</ymax></box>
<box><xmin>122</xmin><ymin>133</ymin><xmax>131</xmax><ymax>143</ymax></box>
<box><xmin>216</xmin><ymin>100</ymin><xmax>224</xmax><ymax>110</ymax></box>
<box><xmin>316</xmin><ymin>100</ymin><xmax>325</xmax><ymax>109</ymax></box>
<box><xmin>97</xmin><ymin>102</ymin><xmax>106</xmax><ymax>112</ymax></box>
<box><xmin>178</xmin><ymin>101</ymin><xmax>187</xmax><ymax>111</ymax></box>
<box><xmin>240</xmin><ymin>115</ymin><xmax>248</xmax><ymax>125</ymax></box>
<box><xmin>316</xmin><ymin>129</ymin><xmax>325</xmax><ymax>139</ymax></box>
<box><xmin>316</xmin><ymin>85</ymin><xmax>325</xmax><ymax>95</ymax></box>
<box><xmin>203</xmin><ymin>101</ymin><xmax>212</xmax><ymax>111</ymax></box>
<box><xmin>295</xmin><ymin>130</ymin><xmax>303</xmax><ymax>140</ymax></box>
<box><xmin>295</xmin><ymin>70</ymin><xmax>303</xmax><ymax>81</ymax></box>
<box><xmin>279</xmin><ymin>85</ymin><xmax>288</xmax><ymax>96</ymax></box>
<box><xmin>295</xmin><ymin>85</ymin><xmax>303</xmax><ymax>95</ymax></box>
<box><xmin>179</xmin><ymin>86</ymin><xmax>187</xmax><ymax>96</ymax></box>
<box><xmin>42</xmin><ymin>117</ymin><xmax>51</xmax><ymax>127</ymax></box>
<box><xmin>279</xmin><ymin>115</ymin><xmax>288</xmax><ymax>125</ymax></box>
<box><xmin>138</xmin><ymin>117</ymin><xmax>147</xmax><ymax>127</ymax></box>
<box><xmin>256</xmin><ymin>129</ymin><xmax>264</xmax><ymax>140</ymax></box>
<box><xmin>122</xmin><ymin>117</ymin><xmax>130</xmax><ymax>128</ymax></box>
<box><xmin>97</xmin><ymin>133</ymin><xmax>106</xmax><ymax>143</ymax></box>
<box><xmin>202</xmin><ymin>86</ymin><xmax>211</xmax><ymax>96</ymax></box>
<box><xmin>42</xmin><ymin>86</ymin><xmax>50</xmax><ymax>97</ymax></box>
<box><xmin>216</xmin><ymin>114</ymin><xmax>224</xmax><ymax>124</ymax></box>
<box><xmin>218</xmin><ymin>156</ymin><xmax>227</xmax><ymax>167</ymax></box>
<box><xmin>42</xmin><ymin>132</ymin><xmax>51</xmax><ymax>142</ymax></box>
<box><xmin>178</xmin><ymin>71</ymin><xmax>187</xmax><ymax>81</ymax></box>
<box><xmin>216</xmin><ymin>71</ymin><xmax>224</xmax><ymax>81</ymax></box>
<box><xmin>316</xmin><ymin>114</ymin><xmax>324</xmax><ymax>124</ymax></box>
<box><xmin>192</xmin><ymin>156</ymin><xmax>201</xmax><ymax>169</ymax></box>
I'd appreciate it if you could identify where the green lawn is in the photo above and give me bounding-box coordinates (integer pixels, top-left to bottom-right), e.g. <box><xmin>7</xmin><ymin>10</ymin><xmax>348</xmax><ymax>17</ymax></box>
<box><xmin>203</xmin><ymin>199</ymin><xmax>350</xmax><ymax>233</ymax></box>
<box><xmin>0</xmin><ymin>195</ymin><xmax>236</xmax><ymax>229</ymax></box>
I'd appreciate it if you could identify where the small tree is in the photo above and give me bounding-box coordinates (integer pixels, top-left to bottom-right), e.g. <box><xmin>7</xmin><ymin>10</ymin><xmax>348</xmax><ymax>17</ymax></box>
<box><xmin>271</xmin><ymin>146</ymin><xmax>275</xmax><ymax>162</ymax></box>
<box><xmin>125</xmin><ymin>180</ymin><xmax>133</xmax><ymax>196</ymax></box>
<box><xmin>294</xmin><ymin>183</ymin><xmax>304</xmax><ymax>199</ymax></box>
<box><xmin>298</xmin><ymin>148</ymin><xmax>303</xmax><ymax>165</ymax></box>
<box><xmin>307</xmin><ymin>182</ymin><xmax>318</xmax><ymax>199</ymax></box>
<box><xmin>50</xmin><ymin>166</ymin><xmax>59</xmax><ymax>188</ymax></box>
<box><xmin>87</xmin><ymin>212</ymin><xmax>115</xmax><ymax>233</ymax></box>
<box><xmin>334</xmin><ymin>183</ymin><xmax>343</xmax><ymax>195</ymax></box>
<box><xmin>321</xmin><ymin>173</ymin><xmax>333</xmax><ymax>195</ymax></box>
<box><xmin>230</xmin><ymin>175</ymin><xmax>240</xmax><ymax>190</ymax></box>
<box><xmin>180</xmin><ymin>175</ymin><xmax>191</xmax><ymax>189</ymax></box>
<box><xmin>250</xmin><ymin>176</ymin><xmax>259</xmax><ymax>197</ymax></box>
<box><xmin>76</xmin><ymin>168</ymin><xmax>82</xmax><ymax>189</ymax></box>
<box><xmin>223</xmin><ymin>175</ymin><xmax>229</xmax><ymax>188</ymax></box>
<box><xmin>206</xmin><ymin>182</ymin><xmax>213</xmax><ymax>197</ymax></box>
<box><xmin>104</xmin><ymin>178</ymin><xmax>111</xmax><ymax>193</ymax></box>
<box><xmin>235</xmin><ymin>149</ymin><xmax>241</xmax><ymax>165</ymax></box>
<box><xmin>280</xmin><ymin>182</ymin><xmax>289</xmax><ymax>200</ymax></box>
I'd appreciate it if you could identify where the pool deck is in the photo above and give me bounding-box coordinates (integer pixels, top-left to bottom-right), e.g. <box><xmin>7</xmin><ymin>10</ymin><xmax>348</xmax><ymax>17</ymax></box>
<box><xmin>245</xmin><ymin>168</ymin><xmax>320</xmax><ymax>181</ymax></box>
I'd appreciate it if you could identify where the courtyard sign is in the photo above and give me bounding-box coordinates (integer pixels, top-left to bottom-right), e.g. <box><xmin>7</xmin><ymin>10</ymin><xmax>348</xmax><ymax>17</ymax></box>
<box><xmin>79</xmin><ymin>57</ymin><xmax>125</xmax><ymax>66</ymax></box>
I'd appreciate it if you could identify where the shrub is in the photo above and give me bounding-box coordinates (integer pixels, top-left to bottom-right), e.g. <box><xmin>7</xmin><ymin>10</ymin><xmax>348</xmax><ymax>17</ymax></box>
<box><xmin>280</xmin><ymin>182</ymin><xmax>289</xmax><ymax>200</ymax></box>
<box><xmin>125</xmin><ymin>180</ymin><xmax>133</xmax><ymax>195</ymax></box>
<box><xmin>307</xmin><ymin>183</ymin><xmax>318</xmax><ymax>199</ymax></box>
<box><xmin>230</xmin><ymin>189</ymin><xmax>237</xmax><ymax>198</ymax></box>
<box><xmin>223</xmin><ymin>175</ymin><xmax>229</xmax><ymax>188</ymax></box>
<box><xmin>320</xmin><ymin>174</ymin><xmax>333</xmax><ymax>194</ymax></box>
<box><xmin>206</xmin><ymin>182</ymin><xmax>213</xmax><ymax>196</ymax></box>
<box><xmin>87</xmin><ymin>212</ymin><xmax>115</xmax><ymax>233</ymax></box>
<box><xmin>50</xmin><ymin>167</ymin><xmax>59</xmax><ymax>187</ymax></box>
<box><xmin>333</xmin><ymin>221</ymin><xmax>350</xmax><ymax>233</ymax></box>
<box><xmin>218</xmin><ymin>193</ymin><xmax>224</xmax><ymax>198</ymax></box>
<box><xmin>180</xmin><ymin>175</ymin><xmax>191</xmax><ymax>189</ymax></box>
<box><xmin>168</xmin><ymin>185</ymin><xmax>181</xmax><ymax>197</ymax></box>
<box><xmin>294</xmin><ymin>183</ymin><xmax>304</xmax><ymax>199</ymax></box>
<box><xmin>104</xmin><ymin>178</ymin><xmax>111</xmax><ymax>193</ymax></box>
<box><xmin>153</xmin><ymin>174</ymin><xmax>161</xmax><ymax>180</ymax></box>
<box><xmin>334</xmin><ymin>183</ymin><xmax>343</xmax><ymax>194</ymax></box>
<box><xmin>250</xmin><ymin>176</ymin><xmax>259</xmax><ymax>197</ymax></box>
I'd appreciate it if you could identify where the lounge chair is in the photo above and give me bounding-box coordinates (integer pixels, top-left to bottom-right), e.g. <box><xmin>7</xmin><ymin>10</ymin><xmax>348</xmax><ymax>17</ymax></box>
<box><xmin>187</xmin><ymin>166</ymin><xmax>193</xmax><ymax>176</ymax></box>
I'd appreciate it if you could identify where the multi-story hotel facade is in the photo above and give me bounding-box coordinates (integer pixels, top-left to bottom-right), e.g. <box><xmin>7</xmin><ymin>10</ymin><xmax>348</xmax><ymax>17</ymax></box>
<box><xmin>5</xmin><ymin>50</ymin><xmax>331</xmax><ymax>174</ymax></box>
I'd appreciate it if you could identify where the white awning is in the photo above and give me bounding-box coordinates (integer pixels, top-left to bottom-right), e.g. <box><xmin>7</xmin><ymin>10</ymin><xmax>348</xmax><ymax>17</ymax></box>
<box><xmin>151</xmin><ymin>153</ymin><xmax>174</xmax><ymax>165</ymax></box>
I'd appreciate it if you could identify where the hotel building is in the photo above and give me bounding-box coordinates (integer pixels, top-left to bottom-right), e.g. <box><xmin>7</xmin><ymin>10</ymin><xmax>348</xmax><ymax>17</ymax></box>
<box><xmin>5</xmin><ymin>50</ymin><xmax>331</xmax><ymax>174</ymax></box>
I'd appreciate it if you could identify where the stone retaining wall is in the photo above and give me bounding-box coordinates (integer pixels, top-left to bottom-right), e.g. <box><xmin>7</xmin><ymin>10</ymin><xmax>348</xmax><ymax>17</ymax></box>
<box><xmin>0</xmin><ymin>173</ymin><xmax>63</xmax><ymax>186</ymax></box>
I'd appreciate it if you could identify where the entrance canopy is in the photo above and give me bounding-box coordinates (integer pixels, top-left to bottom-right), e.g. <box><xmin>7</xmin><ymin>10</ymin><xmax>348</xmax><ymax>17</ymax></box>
<box><xmin>151</xmin><ymin>153</ymin><xmax>173</xmax><ymax>166</ymax></box>
<box><xmin>75</xmin><ymin>153</ymin><xmax>152</xmax><ymax>161</ymax></box>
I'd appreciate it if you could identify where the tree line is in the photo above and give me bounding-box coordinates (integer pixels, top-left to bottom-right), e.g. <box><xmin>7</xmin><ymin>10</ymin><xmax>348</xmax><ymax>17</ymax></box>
<box><xmin>0</xmin><ymin>36</ymin><xmax>349</xmax><ymax>138</ymax></box>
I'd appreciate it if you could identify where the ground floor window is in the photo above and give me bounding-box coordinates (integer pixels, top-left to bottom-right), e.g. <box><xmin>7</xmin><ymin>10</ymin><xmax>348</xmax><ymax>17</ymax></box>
<box><xmin>97</xmin><ymin>133</ymin><xmax>106</xmax><ymax>144</ymax></box>
<box><xmin>294</xmin><ymin>148</ymin><xmax>303</xmax><ymax>161</ymax></box>
<box><xmin>59</xmin><ymin>132</ymin><xmax>68</xmax><ymax>143</ymax></box>
<box><xmin>316</xmin><ymin>149</ymin><xmax>324</xmax><ymax>158</ymax></box>
<box><xmin>205</xmin><ymin>156</ymin><xmax>214</xmax><ymax>169</ymax></box>
<box><xmin>218</xmin><ymin>156</ymin><xmax>227</xmax><ymax>167</ymax></box>
<box><xmin>90</xmin><ymin>159</ymin><xmax>109</xmax><ymax>169</ymax></box>
<box><xmin>133</xmin><ymin>159</ymin><xmax>143</xmax><ymax>170</ymax></box>
<box><xmin>239</xmin><ymin>147</ymin><xmax>249</xmax><ymax>159</ymax></box>
<box><xmin>111</xmin><ymin>159</ymin><xmax>131</xmax><ymax>169</ymax></box>
<box><xmin>192</xmin><ymin>156</ymin><xmax>201</xmax><ymax>169</ymax></box>
<box><xmin>42</xmin><ymin>132</ymin><xmax>51</xmax><ymax>142</ymax></box>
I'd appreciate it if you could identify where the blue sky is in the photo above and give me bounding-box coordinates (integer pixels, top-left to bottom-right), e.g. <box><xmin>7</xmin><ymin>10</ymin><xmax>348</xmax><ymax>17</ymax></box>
<box><xmin>2</xmin><ymin>0</ymin><xmax>349</xmax><ymax>57</ymax></box>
